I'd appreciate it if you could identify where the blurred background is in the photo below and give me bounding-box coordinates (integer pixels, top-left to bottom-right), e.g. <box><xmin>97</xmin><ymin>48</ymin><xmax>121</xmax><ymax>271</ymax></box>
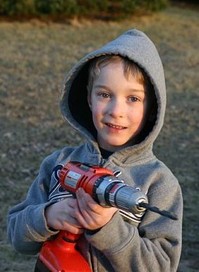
<box><xmin>0</xmin><ymin>0</ymin><xmax>198</xmax><ymax>271</ymax></box>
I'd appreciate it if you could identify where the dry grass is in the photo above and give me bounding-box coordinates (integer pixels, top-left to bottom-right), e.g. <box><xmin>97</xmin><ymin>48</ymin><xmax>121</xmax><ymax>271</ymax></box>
<box><xmin>0</xmin><ymin>5</ymin><xmax>198</xmax><ymax>271</ymax></box>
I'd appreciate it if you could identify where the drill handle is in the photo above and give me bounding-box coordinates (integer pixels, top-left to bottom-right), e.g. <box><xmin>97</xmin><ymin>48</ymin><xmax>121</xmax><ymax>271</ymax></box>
<box><xmin>56</xmin><ymin>230</ymin><xmax>82</xmax><ymax>243</ymax></box>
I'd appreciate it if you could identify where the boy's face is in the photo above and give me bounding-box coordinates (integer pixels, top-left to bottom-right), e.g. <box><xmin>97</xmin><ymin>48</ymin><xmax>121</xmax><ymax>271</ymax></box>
<box><xmin>88</xmin><ymin>61</ymin><xmax>149</xmax><ymax>152</ymax></box>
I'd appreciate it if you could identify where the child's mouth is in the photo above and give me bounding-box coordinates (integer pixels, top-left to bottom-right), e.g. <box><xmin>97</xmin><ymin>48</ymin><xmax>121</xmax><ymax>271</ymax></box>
<box><xmin>106</xmin><ymin>123</ymin><xmax>127</xmax><ymax>130</ymax></box>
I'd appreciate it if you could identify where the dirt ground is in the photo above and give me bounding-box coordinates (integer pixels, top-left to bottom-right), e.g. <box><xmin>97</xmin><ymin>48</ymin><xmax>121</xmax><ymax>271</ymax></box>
<box><xmin>0</xmin><ymin>5</ymin><xmax>198</xmax><ymax>272</ymax></box>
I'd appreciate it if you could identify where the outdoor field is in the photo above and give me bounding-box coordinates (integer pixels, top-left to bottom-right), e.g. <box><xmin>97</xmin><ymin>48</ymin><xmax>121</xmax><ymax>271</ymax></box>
<box><xmin>0</xmin><ymin>5</ymin><xmax>198</xmax><ymax>272</ymax></box>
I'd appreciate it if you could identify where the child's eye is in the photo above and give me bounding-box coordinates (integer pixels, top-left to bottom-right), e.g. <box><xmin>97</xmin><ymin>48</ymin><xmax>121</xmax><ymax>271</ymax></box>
<box><xmin>128</xmin><ymin>96</ymin><xmax>140</xmax><ymax>102</ymax></box>
<box><xmin>97</xmin><ymin>92</ymin><xmax>111</xmax><ymax>99</ymax></box>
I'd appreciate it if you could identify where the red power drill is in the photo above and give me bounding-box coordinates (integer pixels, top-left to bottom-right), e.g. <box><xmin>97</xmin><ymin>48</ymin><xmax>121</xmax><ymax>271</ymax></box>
<box><xmin>35</xmin><ymin>161</ymin><xmax>177</xmax><ymax>272</ymax></box>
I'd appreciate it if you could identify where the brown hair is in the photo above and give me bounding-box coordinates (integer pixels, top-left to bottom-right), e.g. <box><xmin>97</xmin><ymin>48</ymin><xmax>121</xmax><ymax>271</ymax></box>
<box><xmin>87</xmin><ymin>55</ymin><xmax>150</xmax><ymax>95</ymax></box>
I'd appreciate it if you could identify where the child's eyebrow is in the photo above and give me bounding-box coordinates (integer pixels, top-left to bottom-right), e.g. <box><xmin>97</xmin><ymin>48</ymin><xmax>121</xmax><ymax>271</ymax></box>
<box><xmin>131</xmin><ymin>89</ymin><xmax>146</xmax><ymax>94</ymax></box>
<box><xmin>93</xmin><ymin>84</ymin><xmax>111</xmax><ymax>91</ymax></box>
<box><xmin>129</xmin><ymin>88</ymin><xmax>145</xmax><ymax>93</ymax></box>
<box><xmin>94</xmin><ymin>84</ymin><xmax>145</xmax><ymax>93</ymax></box>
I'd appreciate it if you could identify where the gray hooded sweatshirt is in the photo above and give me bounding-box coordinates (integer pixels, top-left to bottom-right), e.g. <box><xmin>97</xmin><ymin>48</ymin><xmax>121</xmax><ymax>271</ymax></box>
<box><xmin>7</xmin><ymin>29</ymin><xmax>183</xmax><ymax>272</ymax></box>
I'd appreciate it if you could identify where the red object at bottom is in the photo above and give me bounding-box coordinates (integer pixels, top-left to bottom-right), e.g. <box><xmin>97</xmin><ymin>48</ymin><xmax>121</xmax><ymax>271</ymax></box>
<box><xmin>36</xmin><ymin>231</ymin><xmax>91</xmax><ymax>272</ymax></box>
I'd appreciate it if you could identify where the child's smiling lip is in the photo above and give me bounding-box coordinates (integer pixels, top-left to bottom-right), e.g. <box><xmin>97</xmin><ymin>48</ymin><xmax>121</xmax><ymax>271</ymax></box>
<box><xmin>105</xmin><ymin>122</ymin><xmax>127</xmax><ymax>130</ymax></box>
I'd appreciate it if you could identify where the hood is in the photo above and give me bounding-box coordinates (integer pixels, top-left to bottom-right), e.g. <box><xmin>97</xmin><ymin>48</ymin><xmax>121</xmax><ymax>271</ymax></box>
<box><xmin>60</xmin><ymin>29</ymin><xmax>166</xmax><ymax>152</ymax></box>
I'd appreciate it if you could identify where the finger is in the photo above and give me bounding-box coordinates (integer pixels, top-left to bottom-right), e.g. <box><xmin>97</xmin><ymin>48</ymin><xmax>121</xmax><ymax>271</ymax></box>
<box><xmin>60</xmin><ymin>222</ymin><xmax>84</xmax><ymax>234</ymax></box>
<box><xmin>76</xmin><ymin>188</ymin><xmax>101</xmax><ymax>214</ymax></box>
<box><xmin>66</xmin><ymin>198</ymin><xmax>78</xmax><ymax>208</ymax></box>
<box><xmin>73</xmin><ymin>193</ymin><xmax>95</xmax><ymax>227</ymax></box>
<box><xmin>75</xmin><ymin>201</ymin><xmax>103</xmax><ymax>229</ymax></box>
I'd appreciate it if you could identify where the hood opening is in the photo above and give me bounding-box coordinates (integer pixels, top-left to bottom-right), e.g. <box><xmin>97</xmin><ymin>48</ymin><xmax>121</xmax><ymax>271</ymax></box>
<box><xmin>68</xmin><ymin>62</ymin><xmax>97</xmax><ymax>138</ymax></box>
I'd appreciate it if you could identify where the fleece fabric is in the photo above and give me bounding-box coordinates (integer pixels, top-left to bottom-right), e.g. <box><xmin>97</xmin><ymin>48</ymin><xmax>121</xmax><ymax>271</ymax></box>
<box><xmin>7</xmin><ymin>29</ymin><xmax>183</xmax><ymax>272</ymax></box>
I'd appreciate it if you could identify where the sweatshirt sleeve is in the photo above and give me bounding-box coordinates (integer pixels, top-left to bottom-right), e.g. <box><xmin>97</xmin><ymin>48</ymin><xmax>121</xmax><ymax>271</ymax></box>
<box><xmin>7</xmin><ymin>152</ymin><xmax>60</xmax><ymax>255</ymax></box>
<box><xmin>85</xmin><ymin>175</ymin><xmax>183</xmax><ymax>272</ymax></box>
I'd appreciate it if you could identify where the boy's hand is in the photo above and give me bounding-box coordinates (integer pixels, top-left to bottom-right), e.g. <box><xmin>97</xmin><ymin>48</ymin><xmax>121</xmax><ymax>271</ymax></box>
<box><xmin>45</xmin><ymin>198</ymin><xmax>84</xmax><ymax>234</ymax></box>
<box><xmin>75</xmin><ymin>188</ymin><xmax>118</xmax><ymax>230</ymax></box>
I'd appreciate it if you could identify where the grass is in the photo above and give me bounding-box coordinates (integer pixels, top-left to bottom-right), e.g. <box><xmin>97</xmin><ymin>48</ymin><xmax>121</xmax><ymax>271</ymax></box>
<box><xmin>0</xmin><ymin>5</ymin><xmax>198</xmax><ymax>272</ymax></box>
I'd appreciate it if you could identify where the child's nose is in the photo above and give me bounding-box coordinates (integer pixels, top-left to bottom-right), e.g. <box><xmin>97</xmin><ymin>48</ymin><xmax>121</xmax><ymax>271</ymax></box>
<box><xmin>108</xmin><ymin>99</ymin><xmax>124</xmax><ymax>118</ymax></box>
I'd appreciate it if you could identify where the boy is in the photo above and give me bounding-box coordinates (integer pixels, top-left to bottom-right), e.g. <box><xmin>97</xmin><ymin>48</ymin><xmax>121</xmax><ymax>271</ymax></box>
<box><xmin>7</xmin><ymin>29</ymin><xmax>183</xmax><ymax>271</ymax></box>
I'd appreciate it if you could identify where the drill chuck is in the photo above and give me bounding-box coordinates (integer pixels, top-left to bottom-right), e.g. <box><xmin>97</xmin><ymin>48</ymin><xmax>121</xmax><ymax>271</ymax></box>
<box><xmin>94</xmin><ymin>176</ymin><xmax>148</xmax><ymax>213</ymax></box>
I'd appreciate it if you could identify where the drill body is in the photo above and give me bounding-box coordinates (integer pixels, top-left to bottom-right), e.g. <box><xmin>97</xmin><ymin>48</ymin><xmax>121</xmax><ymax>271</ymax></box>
<box><xmin>59</xmin><ymin>161</ymin><xmax>148</xmax><ymax>214</ymax></box>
